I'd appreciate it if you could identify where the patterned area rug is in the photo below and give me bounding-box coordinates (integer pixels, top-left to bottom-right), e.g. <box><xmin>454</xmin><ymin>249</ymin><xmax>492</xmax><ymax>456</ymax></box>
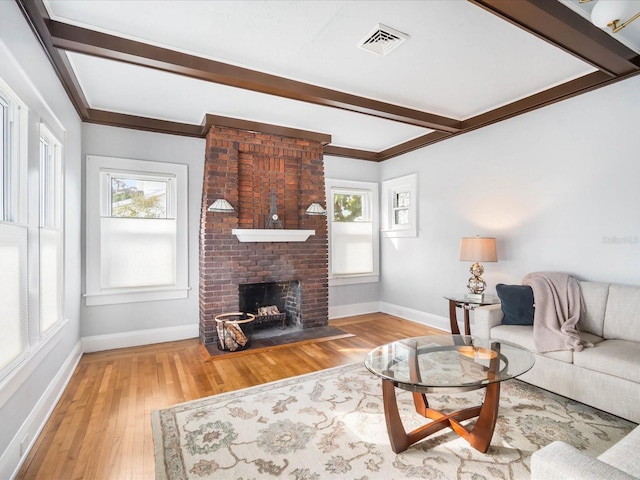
<box><xmin>152</xmin><ymin>363</ymin><xmax>635</xmax><ymax>479</ymax></box>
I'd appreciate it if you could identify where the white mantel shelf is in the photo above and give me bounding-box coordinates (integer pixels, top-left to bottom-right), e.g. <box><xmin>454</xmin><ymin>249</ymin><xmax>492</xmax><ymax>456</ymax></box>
<box><xmin>232</xmin><ymin>229</ymin><xmax>315</xmax><ymax>243</ymax></box>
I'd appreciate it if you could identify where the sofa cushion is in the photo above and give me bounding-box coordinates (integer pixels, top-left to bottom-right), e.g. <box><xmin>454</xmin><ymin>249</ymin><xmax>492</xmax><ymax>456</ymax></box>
<box><xmin>573</xmin><ymin>339</ymin><xmax>640</xmax><ymax>383</ymax></box>
<box><xmin>598</xmin><ymin>425</ymin><xmax>640</xmax><ymax>478</ymax></box>
<box><xmin>603</xmin><ymin>285</ymin><xmax>640</xmax><ymax>342</ymax></box>
<box><xmin>580</xmin><ymin>331</ymin><xmax>605</xmax><ymax>346</ymax></box>
<box><xmin>532</xmin><ymin>441</ymin><xmax>638</xmax><ymax>480</ymax></box>
<box><xmin>496</xmin><ymin>284</ymin><xmax>535</xmax><ymax>325</ymax></box>
<box><xmin>490</xmin><ymin>325</ymin><xmax>574</xmax><ymax>363</ymax></box>
<box><xmin>578</xmin><ymin>281</ymin><xmax>610</xmax><ymax>337</ymax></box>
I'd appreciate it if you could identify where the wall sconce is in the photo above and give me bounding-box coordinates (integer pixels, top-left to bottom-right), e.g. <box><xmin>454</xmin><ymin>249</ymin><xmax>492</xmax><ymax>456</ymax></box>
<box><xmin>305</xmin><ymin>203</ymin><xmax>327</xmax><ymax>216</ymax></box>
<box><xmin>581</xmin><ymin>0</ymin><xmax>640</xmax><ymax>33</ymax></box>
<box><xmin>459</xmin><ymin>236</ymin><xmax>498</xmax><ymax>300</ymax></box>
<box><xmin>207</xmin><ymin>199</ymin><xmax>235</xmax><ymax>212</ymax></box>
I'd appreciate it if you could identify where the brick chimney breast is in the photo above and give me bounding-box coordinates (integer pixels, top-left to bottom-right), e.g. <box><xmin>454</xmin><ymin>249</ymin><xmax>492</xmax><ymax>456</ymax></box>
<box><xmin>199</xmin><ymin>126</ymin><xmax>328</xmax><ymax>345</ymax></box>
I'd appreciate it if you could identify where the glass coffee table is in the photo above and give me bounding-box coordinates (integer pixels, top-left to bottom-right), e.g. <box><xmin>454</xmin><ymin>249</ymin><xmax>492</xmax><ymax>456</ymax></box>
<box><xmin>365</xmin><ymin>334</ymin><xmax>534</xmax><ymax>453</ymax></box>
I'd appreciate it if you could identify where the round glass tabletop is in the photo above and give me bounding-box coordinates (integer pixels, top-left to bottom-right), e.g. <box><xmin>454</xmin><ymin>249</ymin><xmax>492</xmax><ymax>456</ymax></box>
<box><xmin>365</xmin><ymin>334</ymin><xmax>535</xmax><ymax>393</ymax></box>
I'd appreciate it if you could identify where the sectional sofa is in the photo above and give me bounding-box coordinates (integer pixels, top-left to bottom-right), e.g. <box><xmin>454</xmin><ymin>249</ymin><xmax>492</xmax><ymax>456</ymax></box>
<box><xmin>475</xmin><ymin>280</ymin><xmax>640</xmax><ymax>424</ymax></box>
<box><xmin>531</xmin><ymin>424</ymin><xmax>640</xmax><ymax>479</ymax></box>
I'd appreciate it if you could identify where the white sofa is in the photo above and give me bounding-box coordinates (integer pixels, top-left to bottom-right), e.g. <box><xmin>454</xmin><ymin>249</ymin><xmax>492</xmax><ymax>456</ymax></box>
<box><xmin>531</xmin><ymin>424</ymin><xmax>640</xmax><ymax>479</ymax></box>
<box><xmin>475</xmin><ymin>281</ymin><xmax>640</xmax><ymax>423</ymax></box>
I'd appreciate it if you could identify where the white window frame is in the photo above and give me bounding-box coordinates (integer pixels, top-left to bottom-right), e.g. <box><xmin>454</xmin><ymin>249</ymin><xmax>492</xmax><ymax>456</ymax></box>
<box><xmin>85</xmin><ymin>155</ymin><xmax>189</xmax><ymax>306</ymax></box>
<box><xmin>0</xmin><ymin>79</ymin><xmax>29</xmax><ymax>382</ymax></box>
<box><xmin>381</xmin><ymin>173</ymin><xmax>418</xmax><ymax>238</ymax></box>
<box><xmin>39</xmin><ymin>124</ymin><xmax>64</xmax><ymax>334</ymax></box>
<box><xmin>0</xmin><ymin>81</ymin><xmax>27</xmax><ymax>224</ymax></box>
<box><xmin>326</xmin><ymin>178</ymin><xmax>379</xmax><ymax>286</ymax></box>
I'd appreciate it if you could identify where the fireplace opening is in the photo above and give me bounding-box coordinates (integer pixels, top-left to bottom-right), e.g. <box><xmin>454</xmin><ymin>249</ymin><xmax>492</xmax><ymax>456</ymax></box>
<box><xmin>239</xmin><ymin>280</ymin><xmax>302</xmax><ymax>337</ymax></box>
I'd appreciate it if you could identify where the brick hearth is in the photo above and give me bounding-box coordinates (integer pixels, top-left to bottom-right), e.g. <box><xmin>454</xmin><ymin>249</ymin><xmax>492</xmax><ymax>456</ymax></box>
<box><xmin>199</xmin><ymin>126</ymin><xmax>328</xmax><ymax>345</ymax></box>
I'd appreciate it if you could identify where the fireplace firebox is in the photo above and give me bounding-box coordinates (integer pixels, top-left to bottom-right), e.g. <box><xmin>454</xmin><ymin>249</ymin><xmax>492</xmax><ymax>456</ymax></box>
<box><xmin>239</xmin><ymin>280</ymin><xmax>301</xmax><ymax>330</ymax></box>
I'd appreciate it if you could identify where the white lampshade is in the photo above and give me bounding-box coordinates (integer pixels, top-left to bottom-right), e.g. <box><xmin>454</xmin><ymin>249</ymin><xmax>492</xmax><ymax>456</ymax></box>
<box><xmin>207</xmin><ymin>198</ymin><xmax>235</xmax><ymax>212</ymax></box>
<box><xmin>459</xmin><ymin>236</ymin><xmax>498</xmax><ymax>262</ymax></box>
<box><xmin>591</xmin><ymin>0</ymin><xmax>629</xmax><ymax>28</ymax></box>
<box><xmin>305</xmin><ymin>203</ymin><xmax>327</xmax><ymax>215</ymax></box>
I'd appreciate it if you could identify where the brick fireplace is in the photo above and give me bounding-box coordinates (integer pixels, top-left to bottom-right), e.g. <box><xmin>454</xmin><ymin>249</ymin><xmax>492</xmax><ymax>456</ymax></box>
<box><xmin>199</xmin><ymin>126</ymin><xmax>329</xmax><ymax>345</ymax></box>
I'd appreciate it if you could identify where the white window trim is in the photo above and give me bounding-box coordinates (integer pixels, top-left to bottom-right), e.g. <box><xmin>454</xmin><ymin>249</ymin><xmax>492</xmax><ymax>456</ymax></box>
<box><xmin>0</xmin><ymin>78</ymin><xmax>28</xmax><ymax>224</ymax></box>
<box><xmin>39</xmin><ymin>123</ymin><xmax>64</xmax><ymax>335</ymax></box>
<box><xmin>0</xmin><ymin>79</ymin><xmax>29</xmax><ymax>384</ymax></box>
<box><xmin>326</xmin><ymin>178</ymin><xmax>379</xmax><ymax>286</ymax></box>
<box><xmin>381</xmin><ymin>173</ymin><xmax>418</xmax><ymax>238</ymax></box>
<box><xmin>85</xmin><ymin>155</ymin><xmax>189</xmax><ymax>306</ymax></box>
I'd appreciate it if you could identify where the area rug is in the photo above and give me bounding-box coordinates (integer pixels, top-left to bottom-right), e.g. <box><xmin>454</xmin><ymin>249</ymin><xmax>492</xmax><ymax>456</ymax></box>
<box><xmin>152</xmin><ymin>362</ymin><xmax>635</xmax><ymax>480</ymax></box>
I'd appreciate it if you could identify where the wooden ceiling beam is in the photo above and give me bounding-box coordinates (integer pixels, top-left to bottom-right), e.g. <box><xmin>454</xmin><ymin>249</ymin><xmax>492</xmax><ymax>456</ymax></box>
<box><xmin>469</xmin><ymin>0</ymin><xmax>640</xmax><ymax>77</ymax></box>
<box><xmin>201</xmin><ymin>114</ymin><xmax>332</xmax><ymax>145</ymax></box>
<box><xmin>85</xmin><ymin>110</ymin><xmax>203</xmax><ymax>137</ymax></box>
<box><xmin>45</xmin><ymin>19</ymin><xmax>462</xmax><ymax>134</ymax></box>
<box><xmin>462</xmin><ymin>70</ymin><xmax>614</xmax><ymax>130</ymax></box>
<box><xmin>377</xmin><ymin>132</ymin><xmax>452</xmax><ymax>161</ymax></box>
<box><xmin>15</xmin><ymin>0</ymin><xmax>91</xmax><ymax>118</ymax></box>
<box><xmin>322</xmin><ymin>146</ymin><xmax>381</xmax><ymax>162</ymax></box>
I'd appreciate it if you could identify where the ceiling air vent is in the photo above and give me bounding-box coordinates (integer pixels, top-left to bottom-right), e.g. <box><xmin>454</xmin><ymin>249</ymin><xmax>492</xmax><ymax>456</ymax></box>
<box><xmin>357</xmin><ymin>23</ymin><xmax>409</xmax><ymax>56</ymax></box>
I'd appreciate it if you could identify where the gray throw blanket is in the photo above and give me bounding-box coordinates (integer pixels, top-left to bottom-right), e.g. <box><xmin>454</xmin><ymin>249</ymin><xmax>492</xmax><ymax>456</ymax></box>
<box><xmin>522</xmin><ymin>272</ymin><xmax>585</xmax><ymax>353</ymax></box>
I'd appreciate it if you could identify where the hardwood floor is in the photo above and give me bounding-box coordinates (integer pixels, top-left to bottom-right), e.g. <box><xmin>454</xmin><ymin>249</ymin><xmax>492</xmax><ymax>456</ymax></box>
<box><xmin>16</xmin><ymin>313</ymin><xmax>442</xmax><ymax>480</ymax></box>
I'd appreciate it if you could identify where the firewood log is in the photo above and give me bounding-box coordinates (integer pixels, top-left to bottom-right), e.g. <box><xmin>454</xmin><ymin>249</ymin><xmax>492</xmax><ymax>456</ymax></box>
<box><xmin>216</xmin><ymin>323</ymin><xmax>241</xmax><ymax>351</ymax></box>
<box><xmin>225</xmin><ymin>323</ymin><xmax>248</xmax><ymax>346</ymax></box>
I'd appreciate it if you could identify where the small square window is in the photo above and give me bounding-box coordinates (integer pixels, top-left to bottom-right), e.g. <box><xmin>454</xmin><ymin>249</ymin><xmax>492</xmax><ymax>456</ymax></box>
<box><xmin>382</xmin><ymin>174</ymin><xmax>418</xmax><ymax>238</ymax></box>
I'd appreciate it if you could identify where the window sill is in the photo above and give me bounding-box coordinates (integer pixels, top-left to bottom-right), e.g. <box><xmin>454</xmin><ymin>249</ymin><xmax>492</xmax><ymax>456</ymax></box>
<box><xmin>329</xmin><ymin>274</ymin><xmax>379</xmax><ymax>287</ymax></box>
<box><xmin>84</xmin><ymin>286</ymin><xmax>190</xmax><ymax>306</ymax></box>
<box><xmin>382</xmin><ymin>228</ymin><xmax>417</xmax><ymax>238</ymax></box>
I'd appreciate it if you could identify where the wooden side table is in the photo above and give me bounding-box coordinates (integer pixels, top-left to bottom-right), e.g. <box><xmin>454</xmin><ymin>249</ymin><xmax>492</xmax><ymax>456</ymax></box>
<box><xmin>443</xmin><ymin>295</ymin><xmax>500</xmax><ymax>335</ymax></box>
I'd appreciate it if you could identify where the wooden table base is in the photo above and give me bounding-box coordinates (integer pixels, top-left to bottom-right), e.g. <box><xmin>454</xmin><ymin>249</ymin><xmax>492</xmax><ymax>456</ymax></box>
<box><xmin>381</xmin><ymin>379</ymin><xmax>501</xmax><ymax>454</ymax></box>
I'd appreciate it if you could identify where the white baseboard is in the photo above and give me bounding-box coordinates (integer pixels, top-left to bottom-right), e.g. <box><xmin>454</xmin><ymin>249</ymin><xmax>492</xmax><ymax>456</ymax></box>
<box><xmin>329</xmin><ymin>301</ymin><xmax>380</xmax><ymax>319</ymax></box>
<box><xmin>82</xmin><ymin>323</ymin><xmax>199</xmax><ymax>353</ymax></box>
<box><xmin>379</xmin><ymin>301</ymin><xmax>451</xmax><ymax>332</ymax></box>
<box><xmin>2</xmin><ymin>340</ymin><xmax>83</xmax><ymax>480</ymax></box>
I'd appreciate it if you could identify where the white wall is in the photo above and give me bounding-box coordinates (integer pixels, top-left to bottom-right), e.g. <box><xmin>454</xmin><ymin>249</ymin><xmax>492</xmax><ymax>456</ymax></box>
<box><xmin>80</xmin><ymin>124</ymin><xmax>205</xmax><ymax>349</ymax></box>
<box><xmin>0</xmin><ymin>2</ymin><xmax>82</xmax><ymax>477</ymax></box>
<box><xmin>324</xmin><ymin>156</ymin><xmax>381</xmax><ymax>317</ymax></box>
<box><xmin>379</xmin><ymin>74</ymin><xmax>640</xmax><ymax>327</ymax></box>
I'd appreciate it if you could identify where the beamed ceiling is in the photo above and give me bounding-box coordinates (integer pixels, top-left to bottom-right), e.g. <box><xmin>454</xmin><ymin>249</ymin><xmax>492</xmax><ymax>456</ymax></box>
<box><xmin>16</xmin><ymin>0</ymin><xmax>640</xmax><ymax>162</ymax></box>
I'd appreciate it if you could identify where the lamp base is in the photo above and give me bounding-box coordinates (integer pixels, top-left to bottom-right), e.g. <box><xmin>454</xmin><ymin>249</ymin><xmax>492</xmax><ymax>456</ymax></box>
<box><xmin>467</xmin><ymin>262</ymin><xmax>487</xmax><ymax>297</ymax></box>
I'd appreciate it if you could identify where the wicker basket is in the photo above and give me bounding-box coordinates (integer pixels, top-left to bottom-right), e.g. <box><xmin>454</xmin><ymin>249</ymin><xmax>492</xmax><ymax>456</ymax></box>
<box><xmin>215</xmin><ymin>312</ymin><xmax>255</xmax><ymax>352</ymax></box>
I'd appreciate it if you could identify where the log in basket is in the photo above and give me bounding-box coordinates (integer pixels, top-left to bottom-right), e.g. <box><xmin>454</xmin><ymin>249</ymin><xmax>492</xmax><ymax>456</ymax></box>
<box><xmin>215</xmin><ymin>312</ymin><xmax>255</xmax><ymax>352</ymax></box>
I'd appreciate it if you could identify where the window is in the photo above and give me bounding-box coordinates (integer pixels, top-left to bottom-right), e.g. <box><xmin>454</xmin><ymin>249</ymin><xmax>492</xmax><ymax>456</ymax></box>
<box><xmin>326</xmin><ymin>179</ymin><xmax>379</xmax><ymax>285</ymax></box>
<box><xmin>39</xmin><ymin>125</ymin><xmax>64</xmax><ymax>333</ymax></box>
<box><xmin>1</xmin><ymin>86</ymin><xmax>26</xmax><ymax>223</ymax></box>
<box><xmin>381</xmin><ymin>173</ymin><xmax>418</xmax><ymax>237</ymax></box>
<box><xmin>0</xmin><ymin>82</ymin><xmax>28</xmax><ymax>378</ymax></box>
<box><xmin>85</xmin><ymin>155</ymin><xmax>189</xmax><ymax>306</ymax></box>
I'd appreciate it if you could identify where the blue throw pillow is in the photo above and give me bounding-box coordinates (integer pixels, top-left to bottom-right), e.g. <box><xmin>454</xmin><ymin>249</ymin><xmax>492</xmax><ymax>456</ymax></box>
<box><xmin>496</xmin><ymin>284</ymin><xmax>535</xmax><ymax>325</ymax></box>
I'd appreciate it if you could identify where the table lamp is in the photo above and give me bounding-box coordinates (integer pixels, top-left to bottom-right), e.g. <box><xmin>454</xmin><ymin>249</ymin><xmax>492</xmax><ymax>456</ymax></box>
<box><xmin>459</xmin><ymin>236</ymin><xmax>497</xmax><ymax>300</ymax></box>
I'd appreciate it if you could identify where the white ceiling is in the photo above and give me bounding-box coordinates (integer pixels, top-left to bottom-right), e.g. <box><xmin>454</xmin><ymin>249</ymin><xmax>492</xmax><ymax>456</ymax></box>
<box><xmin>41</xmin><ymin>0</ymin><xmax>637</xmax><ymax>153</ymax></box>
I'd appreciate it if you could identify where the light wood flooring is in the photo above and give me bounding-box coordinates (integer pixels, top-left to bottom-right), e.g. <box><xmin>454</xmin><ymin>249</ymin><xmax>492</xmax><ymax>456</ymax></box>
<box><xmin>16</xmin><ymin>313</ymin><xmax>442</xmax><ymax>480</ymax></box>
